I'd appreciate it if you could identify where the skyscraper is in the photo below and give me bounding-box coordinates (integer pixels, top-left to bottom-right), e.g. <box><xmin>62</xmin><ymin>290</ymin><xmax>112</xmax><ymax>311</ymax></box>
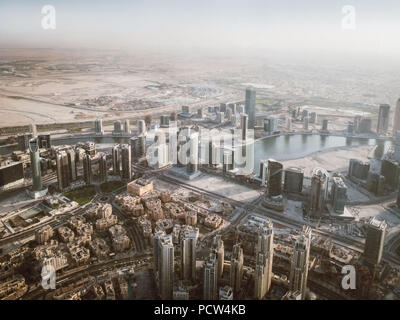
<box><xmin>56</xmin><ymin>151</ymin><xmax>71</xmax><ymax>191</ymax></box>
<box><xmin>130</xmin><ymin>135</ymin><xmax>146</xmax><ymax>161</ymax></box>
<box><xmin>29</xmin><ymin>138</ymin><xmax>43</xmax><ymax>192</ymax></box>
<box><xmin>137</xmin><ymin>119</ymin><xmax>146</xmax><ymax>135</ymax></box>
<box><xmin>254</xmin><ymin>220</ymin><xmax>274</xmax><ymax>300</ymax></box>
<box><xmin>17</xmin><ymin>133</ymin><xmax>32</xmax><ymax>151</ymax></box>
<box><xmin>203</xmin><ymin>252</ymin><xmax>218</xmax><ymax>300</ymax></box>
<box><xmin>392</xmin><ymin>99</ymin><xmax>400</xmax><ymax>135</ymax></box>
<box><xmin>212</xmin><ymin>235</ymin><xmax>224</xmax><ymax>280</ymax></box>
<box><xmin>120</xmin><ymin>144</ymin><xmax>132</xmax><ymax>181</ymax></box>
<box><xmin>245</xmin><ymin>88</ymin><xmax>256</xmax><ymax>129</ymax></box>
<box><xmin>186</xmin><ymin>132</ymin><xmax>199</xmax><ymax>175</ymax></box>
<box><xmin>98</xmin><ymin>152</ymin><xmax>108</xmax><ymax>183</ymax></box>
<box><xmin>83</xmin><ymin>153</ymin><xmax>92</xmax><ymax>185</ymax></box>
<box><xmin>230</xmin><ymin>243</ymin><xmax>243</xmax><ymax>297</ymax></box>
<box><xmin>124</xmin><ymin>119</ymin><xmax>131</xmax><ymax>134</ymax></box>
<box><xmin>112</xmin><ymin>145</ymin><xmax>121</xmax><ymax>176</ymax></box>
<box><xmin>377</xmin><ymin>104</ymin><xmax>390</xmax><ymax>135</ymax></box>
<box><xmin>154</xmin><ymin>232</ymin><xmax>174</xmax><ymax>300</ymax></box>
<box><xmin>180</xmin><ymin>226</ymin><xmax>199</xmax><ymax>281</ymax></box>
<box><xmin>309</xmin><ymin>167</ymin><xmax>329</xmax><ymax>217</ymax></box>
<box><xmin>363</xmin><ymin>218</ymin><xmax>386</xmax><ymax>266</ymax></box>
<box><xmin>266</xmin><ymin>159</ymin><xmax>283</xmax><ymax>197</ymax></box>
<box><xmin>289</xmin><ymin>226</ymin><xmax>311</xmax><ymax>300</ymax></box>
<box><xmin>94</xmin><ymin>119</ymin><xmax>104</xmax><ymax>135</ymax></box>
<box><xmin>240</xmin><ymin>113</ymin><xmax>248</xmax><ymax>141</ymax></box>
<box><xmin>331</xmin><ymin>176</ymin><xmax>347</xmax><ymax>213</ymax></box>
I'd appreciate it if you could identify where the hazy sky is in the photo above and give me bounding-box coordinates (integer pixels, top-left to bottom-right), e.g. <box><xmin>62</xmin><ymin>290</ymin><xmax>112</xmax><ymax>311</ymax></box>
<box><xmin>1</xmin><ymin>0</ymin><xmax>399</xmax><ymax>59</ymax></box>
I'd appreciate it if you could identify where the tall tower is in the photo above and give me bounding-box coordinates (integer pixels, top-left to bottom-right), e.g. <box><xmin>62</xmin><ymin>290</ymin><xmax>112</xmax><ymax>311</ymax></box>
<box><xmin>393</xmin><ymin>99</ymin><xmax>400</xmax><ymax>135</ymax></box>
<box><xmin>309</xmin><ymin>167</ymin><xmax>329</xmax><ymax>217</ymax></box>
<box><xmin>363</xmin><ymin>217</ymin><xmax>386</xmax><ymax>266</ymax></box>
<box><xmin>83</xmin><ymin>153</ymin><xmax>92</xmax><ymax>185</ymax></box>
<box><xmin>56</xmin><ymin>151</ymin><xmax>70</xmax><ymax>191</ymax></box>
<box><xmin>124</xmin><ymin>119</ymin><xmax>130</xmax><ymax>134</ymax></box>
<box><xmin>186</xmin><ymin>132</ymin><xmax>199</xmax><ymax>175</ymax></box>
<box><xmin>120</xmin><ymin>144</ymin><xmax>132</xmax><ymax>181</ymax></box>
<box><xmin>212</xmin><ymin>235</ymin><xmax>224</xmax><ymax>280</ymax></box>
<box><xmin>112</xmin><ymin>144</ymin><xmax>121</xmax><ymax>176</ymax></box>
<box><xmin>377</xmin><ymin>104</ymin><xmax>390</xmax><ymax>135</ymax></box>
<box><xmin>240</xmin><ymin>113</ymin><xmax>248</xmax><ymax>141</ymax></box>
<box><xmin>254</xmin><ymin>220</ymin><xmax>274</xmax><ymax>299</ymax></box>
<box><xmin>203</xmin><ymin>252</ymin><xmax>218</xmax><ymax>300</ymax></box>
<box><xmin>29</xmin><ymin>138</ymin><xmax>43</xmax><ymax>192</ymax></box>
<box><xmin>245</xmin><ymin>88</ymin><xmax>256</xmax><ymax>129</ymax></box>
<box><xmin>154</xmin><ymin>232</ymin><xmax>174</xmax><ymax>300</ymax></box>
<box><xmin>266</xmin><ymin>159</ymin><xmax>283</xmax><ymax>197</ymax></box>
<box><xmin>180</xmin><ymin>226</ymin><xmax>199</xmax><ymax>281</ymax></box>
<box><xmin>98</xmin><ymin>152</ymin><xmax>108</xmax><ymax>183</ymax></box>
<box><xmin>289</xmin><ymin>226</ymin><xmax>311</xmax><ymax>300</ymax></box>
<box><xmin>230</xmin><ymin>243</ymin><xmax>244</xmax><ymax>297</ymax></box>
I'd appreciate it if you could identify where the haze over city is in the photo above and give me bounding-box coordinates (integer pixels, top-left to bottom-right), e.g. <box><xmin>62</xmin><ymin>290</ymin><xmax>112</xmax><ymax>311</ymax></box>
<box><xmin>0</xmin><ymin>0</ymin><xmax>400</xmax><ymax>305</ymax></box>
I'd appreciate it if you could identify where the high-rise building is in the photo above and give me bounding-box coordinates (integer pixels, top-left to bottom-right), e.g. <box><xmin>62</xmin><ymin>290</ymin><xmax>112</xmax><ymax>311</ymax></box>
<box><xmin>286</xmin><ymin>117</ymin><xmax>292</xmax><ymax>131</ymax></box>
<box><xmin>377</xmin><ymin>104</ymin><xmax>390</xmax><ymax>135</ymax></box>
<box><xmin>348</xmin><ymin>159</ymin><xmax>370</xmax><ymax>181</ymax></box>
<box><xmin>303</xmin><ymin>117</ymin><xmax>309</xmax><ymax>131</ymax></box>
<box><xmin>211</xmin><ymin>235</ymin><xmax>224</xmax><ymax>281</ymax></box>
<box><xmin>137</xmin><ymin>120</ymin><xmax>146</xmax><ymax>135</ymax></box>
<box><xmin>120</xmin><ymin>144</ymin><xmax>132</xmax><ymax>181</ymax></box>
<box><xmin>38</xmin><ymin>134</ymin><xmax>51</xmax><ymax>149</ymax></box>
<box><xmin>301</xmin><ymin>109</ymin><xmax>309</xmax><ymax>121</ymax></box>
<box><xmin>29</xmin><ymin>138</ymin><xmax>43</xmax><ymax>192</ymax></box>
<box><xmin>363</xmin><ymin>218</ymin><xmax>386</xmax><ymax>266</ymax></box>
<box><xmin>113</xmin><ymin>120</ymin><xmax>123</xmax><ymax>135</ymax></box>
<box><xmin>245</xmin><ymin>88</ymin><xmax>256</xmax><ymax>129</ymax></box>
<box><xmin>94</xmin><ymin>119</ymin><xmax>104</xmax><ymax>135</ymax></box>
<box><xmin>266</xmin><ymin>159</ymin><xmax>283</xmax><ymax>197</ymax></box>
<box><xmin>56</xmin><ymin>151</ymin><xmax>70</xmax><ymax>191</ymax></box>
<box><xmin>17</xmin><ymin>133</ymin><xmax>32</xmax><ymax>151</ymax></box>
<box><xmin>154</xmin><ymin>232</ymin><xmax>174</xmax><ymax>300</ymax></box>
<box><xmin>254</xmin><ymin>220</ymin><xmax>274</xmax><ymax>300</ymax></box>
<box><xmin>321</xmin><ymin>119</ymin><xmax>329</xmax><ymax>131</ymax></box>
<box><xmin>230</xmin><ymin>244</ymin><xmax>243</xmax><ymax>297</ymax></box>
<box><xmin>264</xmin><ymin>117</ymin><xmax>277</xmax><ymax>134</ymax></box>
<box><xmin>130</xmin><ymin>136</ymin><xmax>146</xmax><ymax>161</ymax></box>
<box><xmin>392</xmin><ymin>99</ymin><xmax>400</xmax><ymax>135</ymax></box>
<box><xmin>331</xmin><ymin>176</ymin><xmax>347</xmax><ymax>213</ymax></box>
<box><xmin>98</xmin><ymin>152</ymin><xmax>108</xmax><ymax>183</ymax></box>
<box><xmin>180</xmin><ymin>226</ymin><xmax>199</xmax><ymax>281</ymax></box>
<box><xmin>124</xmin><ymin>119</ymin><xmax>131</xmax><ymax>134</ymax></box>
<box><xmin>83</xmin><ymin>153</ymin><xmax>92</xmax><ymax>184</ymax></box>
<box><xmin>359</xmin><ymin>118</ymin><xmax>372</xmax><ymax>133</ymax></box>
<box><xmin>112</xmin><ymin>145</ymin><xmax>121</xmax><ymax>176</ymax></box>
<box><xmin>30</xmin><ymin>123</ymin><xmax>37</xmax><ymax>137</ymax></box>
<box><xmin>203</xmin><ymin>252</ymin><xmax>218</xmax><ymax>300</ymax></box>
<box><xmin>284</xmin><ymin>167</ymin><xmax>304</xmax><ymax>194</ymax></box>
<box><xmin>289</xmin><ymin>226</ymin><xmax>311</xmax><ymax>300</ymax></box>
<box><xmin>380</xmin><ymin>159</ymin><xmax>400</xmax><ymax>190</ymax></box>
<box><xmin>66</xmin><ymin>149</ymin><xmax>77</xmax><ymax>182</ymax></box>
<box><xmin>160</xmin><ymin>115</ymin><xmax>170</xmax><ymax>128</ymax></box>
<box><xmin>309</xmin><ymin>168</ymin><xmax>329</xmax><ymax>217</ymax></box>
<box><xmin>186</xmin><ymin>132</ymin><xmax>199</xmax><ymax>175</ymax></box>
<box><xmin>240</xmin><ymin>113</ymin><xmax>248</xmax><ymax>141</ymax></box>
<box><xmin>309</xmin><ymin>112</ymin><xmax>317</xmax><ymax>123</ymax></box>
<box><xmin>394</xmin><ymin>131</ymin><xmax>400</xmax><ymax>163</ymax></box>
